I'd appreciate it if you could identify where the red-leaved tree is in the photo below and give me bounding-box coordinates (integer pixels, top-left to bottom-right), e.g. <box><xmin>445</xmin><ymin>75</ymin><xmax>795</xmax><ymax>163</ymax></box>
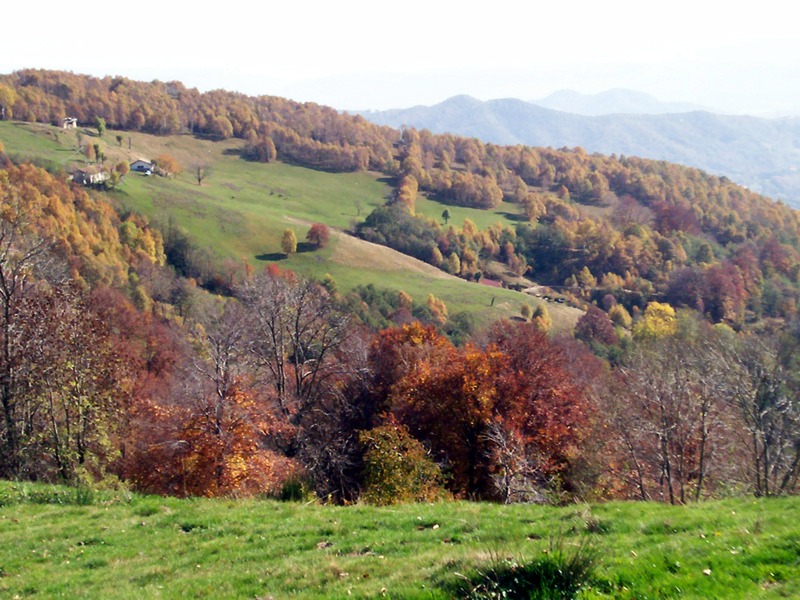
<box><xmin>306</xmin><ymin>223</ymin><xmax>331</xmax><ymax>248</ymax></box>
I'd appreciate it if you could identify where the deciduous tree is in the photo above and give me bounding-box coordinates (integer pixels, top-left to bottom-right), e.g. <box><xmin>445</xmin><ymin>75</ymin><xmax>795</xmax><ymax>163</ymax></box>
<box><xmin>489</xmin><ymin>321</ymin><xmax>591</xmax><ymax>497</ymax></box>
<box><xmin>115</xmin><ymin>160</ymin><xmax>130</xmax><ymax>178</ymax></box>
<box><xmin>94</xmin><ymin>116</ymin><xmax>106</xmax><ymax>137</ymax></box>
<box><xmin>374</xmin><ymin>321</ymin><xmax>593</xmax><ymax>500</ymax></box>
<box><xmin>194</xmin><ymin>163</ymin><xmax>211</xmax><ymax>185</ymax></box>
<box><xmin>18</xmin><ymin>283</ymin><xmax>133</xmax><ymax>483</ymax></box>
<box><xmin>722</xmin><ymin>333</ymin><xmax>800</xmax><ymax>497</ymax></box>
<box><xmin>396</xmin><ymin>175</ymin><xmax>418</xmax><ymax>214</ymax></box>
<box><xmin>126</xmin><ymin>300</ymin><xmax>298</xmax><ymax>497</ymax></box>
<box><xmin>426</xmin><ymin>293</ymin><xmax>448</xmax><ymax>324</ymax></box>
<box><xmin>0</xmin><ymin>174</ymin><xmax>50</xmax><ymax>476</ymax></box>
<box><xmin>154</xmin><ymin>154</ymin><xmax>180</xmax><ymax>177</ymax></box>
<box><xmin>633</xmin><ymin>301</ymin><xmax>677</xmax><ymax>339</ymax></box>
<box><xmin>575</xmin><ymin>305</ymin><xmax>618</xmax><ymax>347</ymax></box>
<box><xmin>306</xmin><ymin>223</ymin><xmax>330</xmax><ymax>248</ymax></box>
<box><xmin>520</xmin><ymin>303</ymin><xmax>533</xmax><ymax>322</ymax></box>
<box><xmin>389</xmin><ymin>340</ymin><xmax>505</xmax><ymax>496</ymax></box>
<box><xmin>237</xmin><ymin>268</ymin><xmax>350</xmax><ymax>429</ymax></box>
<box><xmin>281</xmin><ymin>228</ymin><xmax>297</xmax><ymax>255</ymax></box>
<box><xmin>599</xmin><ymin>318</ymin><xmax>744</xmax><ymax>503</ymax></box>
<box><xmin>0</xmin><ymin>84</ymin><xmax>16</xmax><ymax>120</ymax></box>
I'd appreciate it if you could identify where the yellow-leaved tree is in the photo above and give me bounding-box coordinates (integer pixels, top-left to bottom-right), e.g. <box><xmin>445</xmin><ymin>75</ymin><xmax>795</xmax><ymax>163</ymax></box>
<box><xmin>281</xmin><ymin>228</ymin><xmax>298</xmax><ymax>256</ymax></box>
<box><xmin>633</xmin><ymin>302</ymin><xmax>677</xmax><ymax>339</ymax></box>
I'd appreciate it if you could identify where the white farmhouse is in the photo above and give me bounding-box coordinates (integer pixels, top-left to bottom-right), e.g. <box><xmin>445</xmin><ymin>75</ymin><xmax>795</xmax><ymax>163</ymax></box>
<box><xmin>130</xmin><ymin>159</ymin><xmax>153</xmax><ymax>174</ymax></box>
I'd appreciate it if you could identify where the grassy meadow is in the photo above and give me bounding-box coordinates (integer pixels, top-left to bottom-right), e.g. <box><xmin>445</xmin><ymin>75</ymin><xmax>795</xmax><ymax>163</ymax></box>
<box><xmin>0</xmin><ymin>481</ymin><xmax>798</xmax><ymax>598</ymax></box>
<box><xmin>0</xmin><ymin>121</ymin><xmax>581</xmax><ymax>331</ymax></box>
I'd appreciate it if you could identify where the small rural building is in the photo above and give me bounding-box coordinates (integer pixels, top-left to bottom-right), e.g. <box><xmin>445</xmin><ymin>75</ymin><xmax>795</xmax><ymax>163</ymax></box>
<box><xmin>130</xmin><ymin>159</ymin><xmax>153</xmax><ymax>173</ymax></box>
<box><xmin>72</xmin><ymin>166</ymin><xmax>109</xmax><ymax>186</ymax></box>
<box><xmin>62</xmin><ymin>117</ymin><xmax>77</xmax><ymax>129</ymax></box>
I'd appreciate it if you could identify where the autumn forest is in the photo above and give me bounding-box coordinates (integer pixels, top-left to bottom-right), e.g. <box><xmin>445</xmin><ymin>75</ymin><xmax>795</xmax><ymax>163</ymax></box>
<box><xmin>1</xmin><ymin>69</ymin><xmax>800</xmax><ymax>507</ymax></box>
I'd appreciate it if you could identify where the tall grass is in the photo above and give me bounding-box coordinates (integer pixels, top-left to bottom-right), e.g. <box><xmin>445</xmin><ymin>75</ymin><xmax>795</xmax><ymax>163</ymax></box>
<box><xmin>455</xmin><ymin>536</ymin><xmax>599</xmax><ymax>599</ymax></box>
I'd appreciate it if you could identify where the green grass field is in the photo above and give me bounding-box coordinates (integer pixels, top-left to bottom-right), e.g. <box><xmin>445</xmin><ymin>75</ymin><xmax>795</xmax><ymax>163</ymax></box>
<box><xmin>0</xmin><ymin>121</ymin><xmax>581</xmax><ymax>330</ymax></box>
<box><xmin>414</xmin><ymin>194</ymin><xmax>526</xmax><ymax>232</ymax></box>
<box><xmin>0</xmin><ymin>481</ymin><xmax>798</xmax><ymax>599</ymax></box>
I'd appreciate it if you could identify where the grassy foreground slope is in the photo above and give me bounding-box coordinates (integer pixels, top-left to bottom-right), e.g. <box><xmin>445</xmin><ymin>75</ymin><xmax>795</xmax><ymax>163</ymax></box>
<box><xmin>0</xmin><ymin>481</ymin><xmax>798</xmax><ymax>599</ymax></box>
<box><xmin>0</xmin><ymin>121</ymin><xmax>580</xmax><ymax>329</ymax></box>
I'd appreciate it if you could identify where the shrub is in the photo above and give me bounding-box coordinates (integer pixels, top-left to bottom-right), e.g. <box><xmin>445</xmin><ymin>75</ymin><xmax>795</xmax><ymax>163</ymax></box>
<box><xmin>278</xmin><ymin>476</ymin><xmax>315</xmax><ymax>502</ymax></box>
<box><xmin>521</xmin><ymin>303</ymin><xmax>533</xmax><ymax>321</ymax></box>
<box><xmin>359</xmin><ymin>423</ymin><xmax>448</xmax><ymax>506</ymax></box>
<box><xmin>608</xmin><ymin>303</ymin><xmax>632</xmax><ymax>328</ymax></box>
<box><xmin>532</xmin><ymin>303</ymin><xmax>551</xmax><ymax>332</ymax></box>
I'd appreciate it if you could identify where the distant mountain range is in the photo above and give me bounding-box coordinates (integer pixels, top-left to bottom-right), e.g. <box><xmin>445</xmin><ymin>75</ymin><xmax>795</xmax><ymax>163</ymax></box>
<box><xmin>531</xmin><ymin>89</ymin><xmax>708</xmax><ymax>116</ymax></box>
<box><xmin>359</xmin><ymin>94</ymin><xmax>800</xmax><ymax>208</ymax></box>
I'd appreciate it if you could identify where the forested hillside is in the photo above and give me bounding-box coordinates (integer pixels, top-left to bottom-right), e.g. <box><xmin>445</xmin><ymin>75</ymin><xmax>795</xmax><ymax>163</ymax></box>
<box><xmin>3</xmin><ymin>69</ymin><xmax>800</xmax><ymax>326</ymax></box>
<box><xmin>1</xmin><ymin>69</ymin><xmax>800</xmax><ymax>506</ymax></box>
<box><xmin>361</xmin><ymin>94</ymin><xmax>800</xmax><ymax>206</ymax></box>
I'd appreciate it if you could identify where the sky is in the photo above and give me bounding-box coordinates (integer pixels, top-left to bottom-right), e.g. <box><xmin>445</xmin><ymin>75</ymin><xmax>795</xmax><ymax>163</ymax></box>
<box><xmin>3</xmin><ymin>1</ymin><xmax>799</xmax><ymax>115</ymax></box>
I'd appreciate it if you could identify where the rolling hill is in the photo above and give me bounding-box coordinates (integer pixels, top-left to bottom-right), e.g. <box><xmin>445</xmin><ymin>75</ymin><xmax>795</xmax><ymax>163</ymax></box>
<box><xmin>3</xmin><ymin>69</ymin><xmax>800</xmax><ymax>330</ymax></box>
<box><xmin>360</xmin><ymin>95</ymin><xmax>800</xmax><ymax>208</ymax></box>
<box><xmin>0</xmin><ymin>120</ymin><xmax>581</xmax><ymax>330</ymax></box>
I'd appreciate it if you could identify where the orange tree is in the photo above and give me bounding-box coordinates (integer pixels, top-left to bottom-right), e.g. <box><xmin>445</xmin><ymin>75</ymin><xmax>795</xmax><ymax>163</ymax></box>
<box><xmin>369</xmin><ymin>321</ymin><xmax>593</xmax><ymax>500</ymax></box>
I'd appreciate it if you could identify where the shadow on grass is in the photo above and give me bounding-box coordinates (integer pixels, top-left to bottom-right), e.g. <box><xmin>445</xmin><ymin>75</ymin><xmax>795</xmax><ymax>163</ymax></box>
<box><xmin>296</xmin><ymin>242</ymin><xmax>316</xmax><ymax>253</ymax></box>
<box><xmin>255</xmin><ymin>244</ymin><xmax>317</xmax><ymax>261</ymax></box>
<box><xmin>495</xmin><ymin>211</ymin><xmax>528</xmax><ymax>222</ymax></box>
<box><xmin>255</xmin><ymin>252</ymin><xmax>287</xmax><ymax>261</ymax></box>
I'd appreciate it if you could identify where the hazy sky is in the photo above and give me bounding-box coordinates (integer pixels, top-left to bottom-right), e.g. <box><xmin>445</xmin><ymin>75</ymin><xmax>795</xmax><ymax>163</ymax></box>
<box><xmin>3</xmin><ymin>1</ymin><xmax>798</xmax><ymax>115</ymax></box>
